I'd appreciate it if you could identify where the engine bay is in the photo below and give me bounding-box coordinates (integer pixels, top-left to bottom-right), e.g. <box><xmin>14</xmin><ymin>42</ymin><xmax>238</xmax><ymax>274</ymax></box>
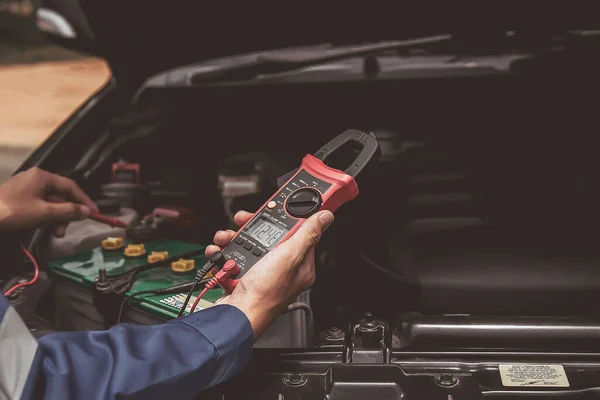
<box><xmin>5</xmin><ymin>65</ymin><xmax>600</xmax><ymax>397</ymax></box>
<box><xmin>18</xmin><ymin>73</ymin><xmax>600</xmax><ymax>325</ymax></box>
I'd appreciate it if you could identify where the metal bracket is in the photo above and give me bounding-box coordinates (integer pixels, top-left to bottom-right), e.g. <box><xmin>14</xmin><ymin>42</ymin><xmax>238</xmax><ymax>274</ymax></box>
<box><xmin>347</xmin><ymin>312</ymin><xmax>391</xmax><ymax>364</ymax></box>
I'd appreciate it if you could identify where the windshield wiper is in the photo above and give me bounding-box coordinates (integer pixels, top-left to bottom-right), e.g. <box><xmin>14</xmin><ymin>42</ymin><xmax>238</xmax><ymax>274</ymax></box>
<box><xmin>190</xmin><ymin>34</ymin><xmax>452</xmax><ymax>84</ymax></box>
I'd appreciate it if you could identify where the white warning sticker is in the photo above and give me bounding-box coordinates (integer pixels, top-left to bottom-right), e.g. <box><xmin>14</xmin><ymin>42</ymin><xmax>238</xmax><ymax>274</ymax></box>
<box><xmin>499</xmin><ymin>364</ymin><xmax>570</xmax><ymax>387</ymax></box>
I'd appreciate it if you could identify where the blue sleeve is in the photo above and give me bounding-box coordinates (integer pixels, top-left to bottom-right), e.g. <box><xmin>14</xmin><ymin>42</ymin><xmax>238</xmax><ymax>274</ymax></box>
<box><xmin>22</xmin><ymin>304</ymin><xmax>254</xmax><ymax>400</ymax></box>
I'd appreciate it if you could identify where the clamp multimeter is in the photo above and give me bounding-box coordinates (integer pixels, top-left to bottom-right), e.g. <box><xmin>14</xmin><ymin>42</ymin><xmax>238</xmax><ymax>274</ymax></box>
<box><xmin>209</xmin><ymin>129</ymin><xmax>380</xmax><ymax>292</ymax></box>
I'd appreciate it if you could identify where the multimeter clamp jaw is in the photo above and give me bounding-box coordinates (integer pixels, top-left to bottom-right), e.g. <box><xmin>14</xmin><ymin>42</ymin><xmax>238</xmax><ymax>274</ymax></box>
<box><xmin>276</xmin><ymin>129</ymin><xmax>380</xmax><ymax>187</ymax></box>
<box><xmin>313</xmin><ymin>129</ymin><xmax>380</xmax><ymax>178</ymax></box>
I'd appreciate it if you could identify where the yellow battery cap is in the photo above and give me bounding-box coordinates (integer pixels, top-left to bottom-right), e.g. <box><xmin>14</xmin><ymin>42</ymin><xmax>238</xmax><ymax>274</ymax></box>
<box><xmin>101</xmin><ymin>237</ymin><xmax>124</xmax><ymax>250</ymax></box>
<box><xmin>124</xmin><ymin>244</ymin><xmax>145</xmax><ymax>257</ymax></box>
<box><xmin>171</xmin><ymin>258</ymin><xmax>195</xmax><ymax>273</ymax></box>
<box><xmin>148</xmin><ymin>251</ymin><xmax>169</xmax><ymax>263</ymax></box>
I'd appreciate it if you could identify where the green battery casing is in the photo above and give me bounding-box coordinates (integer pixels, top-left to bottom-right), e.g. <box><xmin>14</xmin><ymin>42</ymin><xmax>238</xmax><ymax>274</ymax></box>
<box><xmin>47</xmin><ymin>239</ymin><xmax>224</xmax><ymax>321</ymax></box>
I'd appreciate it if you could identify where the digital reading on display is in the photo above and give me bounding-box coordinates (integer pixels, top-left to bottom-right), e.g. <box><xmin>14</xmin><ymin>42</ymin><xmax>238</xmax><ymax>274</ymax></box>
<box><xmin>245</xmin><ymin>217</ymin><xmax>287</xmax><ymax>249</ymax></box>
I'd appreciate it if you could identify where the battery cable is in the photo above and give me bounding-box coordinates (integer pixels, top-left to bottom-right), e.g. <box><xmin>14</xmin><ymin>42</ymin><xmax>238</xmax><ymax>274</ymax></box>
<box><xmin>117</xmin><ymin>278</ymin><xmax>210</xmax><ymax>323</ymax></box>
<box><xmin>4</xmin><ymin>242</ymin><xmax>40</xmax><ymax>297</ymax></box>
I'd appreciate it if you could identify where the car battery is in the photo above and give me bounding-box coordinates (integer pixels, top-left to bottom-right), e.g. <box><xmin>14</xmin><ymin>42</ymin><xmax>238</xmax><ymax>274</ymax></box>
<box><xmin>48</xmin><ymin>239</ymin><xmax>222</xmax><ymax>330</ymax></box>
<box><xmin>48</xmin><ymin>239</ymin><xmax>311</xmax><ymax>347</ymax></box>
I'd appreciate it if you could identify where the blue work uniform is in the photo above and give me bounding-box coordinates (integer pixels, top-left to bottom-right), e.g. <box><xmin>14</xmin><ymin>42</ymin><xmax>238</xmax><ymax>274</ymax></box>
<box><xmin>0</xmin><ymin>293</ymin><xmax>253</xmax><ymax>399</ymax></box>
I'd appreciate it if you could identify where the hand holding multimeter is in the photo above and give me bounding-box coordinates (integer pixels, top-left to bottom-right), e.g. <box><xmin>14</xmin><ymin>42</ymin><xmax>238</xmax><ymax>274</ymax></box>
<box><xmin>211</xmin><ymin>129</ymin><xmax>379</xmax><ymax>291</ymax></box>
<box><xmin>210</xmin><ymin>209</ymin><xmax>335</xmax><ymax>336</ymax></box>
<box><xmin>179</xmin><ymin>129</ymin><xmax>380</xmax><ymax>319</ymax></box>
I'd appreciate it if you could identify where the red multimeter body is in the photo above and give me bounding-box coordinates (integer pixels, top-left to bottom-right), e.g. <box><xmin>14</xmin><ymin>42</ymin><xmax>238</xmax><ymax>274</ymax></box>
<box><xmin>210</xmin><ymin>129</ymin><xmax>380</xmax><ymax>292</ymax></box>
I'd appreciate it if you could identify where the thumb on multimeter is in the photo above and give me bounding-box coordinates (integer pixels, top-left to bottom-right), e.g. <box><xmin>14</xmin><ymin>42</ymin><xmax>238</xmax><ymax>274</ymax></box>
<box><xmin>286</xmin><ymin>210</ymin><xmax>334</xmax><ymax>253</ymax></box>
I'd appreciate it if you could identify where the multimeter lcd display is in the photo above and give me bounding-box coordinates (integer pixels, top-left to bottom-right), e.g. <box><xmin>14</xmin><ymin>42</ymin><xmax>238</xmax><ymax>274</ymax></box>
<box><xmin>245</xmin><ymin>217</ymin><xmax>287</xmax><ymax>249</ymax></box>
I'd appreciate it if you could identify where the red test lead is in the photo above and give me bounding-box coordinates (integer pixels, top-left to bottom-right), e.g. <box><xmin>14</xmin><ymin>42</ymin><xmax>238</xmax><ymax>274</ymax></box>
<box><xmin>89</xmin><ymin>211</ymin><xmax>128</xmax><ymax>228</ymax></box>
<box><xmin>190</xmin><ymin>260</ymin><xmax>240</xmax><ymax>313</ymax></box>
<box><xmin>47</xmin><ymin>198</ymin><xmax>128</xmax><ymax>228</ymax></box>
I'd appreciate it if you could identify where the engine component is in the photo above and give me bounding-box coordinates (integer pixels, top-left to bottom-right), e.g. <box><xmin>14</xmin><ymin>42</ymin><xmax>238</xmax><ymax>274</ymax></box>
<box><xmin>96</xmin><ymin>199</ymin><xmax>121</xmax><ymax>214</ymax></box>
<box><xmin>400</xmin><ymin>145</ymin><xmax>485</xmax><ymax>234</ymax></box>
<box><xmin>126</xmin><ymin>206</ymin><xmax>196</xmax><ymax>242</ymax></box>
<box><xmin>100</xmin><ymin>182</ymin><xmax>151</xmax><ymax>211</ymax></box>
<box><xmin>395</xmin><ymin>314</ymin><xmax>600</xmax><ymax>351</ymax></box>
<box><xmin>413</xmin><ymin>225</ymin><xmax>600</xmax><ymax>315</ymax></box>
<box><xmin>358</xmin><ymin>143</ymin><xmax>486</xmax><ymax>287</ymax></box>
<box><xmin>379</xmin><ymin>143</ymin><xmax>600</xmax><ymax>316</ymax></box>
<box><xmin>125</xmin><ymin>222</ymin><xmax>160</xmax><ymax>243</ymax></box>
<box><xmin>217</xmin><ymin>153</ymin><xmax>289</xmax><ymax>225</ymax></box>
<box><xmin>111</xmin><ymin>160</ymin><xmax>141</xmax><ymax>183</ymax></box>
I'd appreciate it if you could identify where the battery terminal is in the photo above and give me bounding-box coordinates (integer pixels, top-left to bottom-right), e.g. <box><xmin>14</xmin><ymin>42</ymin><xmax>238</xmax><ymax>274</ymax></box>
<box><xmin>101</xmin><ymin>237</ymin><xmax>124</xmax><ymax>250</ymax></box>
<box><xmin>171</xmin><ymin>258</ymin><xmax>195</xmax><ymax>273</ymax></box>
<box><xmin>124</xmin><ymin>244</ymin><xmax>146</xmax><ymax>257</ymax></box>
<box><xmin>147</xmin><ymin>251</ymin><xmax>169</xmax><ymax>263</ymax></box>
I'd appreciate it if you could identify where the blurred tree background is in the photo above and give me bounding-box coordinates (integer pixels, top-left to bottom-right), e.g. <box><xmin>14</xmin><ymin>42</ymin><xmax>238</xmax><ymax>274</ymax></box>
<box><xmin>0</xmin><ymin>0</ymin><xmax>80</xmax><ymax>64</ymax></box>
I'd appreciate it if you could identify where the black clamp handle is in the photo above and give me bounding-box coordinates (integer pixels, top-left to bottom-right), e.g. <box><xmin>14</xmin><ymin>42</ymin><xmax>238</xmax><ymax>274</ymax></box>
<box><xmin>313</xmin><ymin>129</ymin><xmax>380</xmax><ymax>178</ymax></box>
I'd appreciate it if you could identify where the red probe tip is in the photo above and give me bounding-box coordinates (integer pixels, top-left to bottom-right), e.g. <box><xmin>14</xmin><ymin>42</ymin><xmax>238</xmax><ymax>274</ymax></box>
<box><xmin>89</xmin><ymin>211</ymin><xmax>128</xmax><ymax>228</ymax></box>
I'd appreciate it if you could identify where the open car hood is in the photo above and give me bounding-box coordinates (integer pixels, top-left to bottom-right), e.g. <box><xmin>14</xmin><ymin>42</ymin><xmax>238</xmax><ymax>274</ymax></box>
<box><xmin>38</xmin><ymin>1</ymin><xmax>600</xmax><ymax>91</ymax></box>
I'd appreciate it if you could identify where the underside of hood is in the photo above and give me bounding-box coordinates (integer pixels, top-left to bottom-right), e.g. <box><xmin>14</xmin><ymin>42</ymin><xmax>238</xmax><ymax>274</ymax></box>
<box><xmin>39</xmin><ymin>1</ymin><xmax>600</xmax><ymax>92</ymax></box>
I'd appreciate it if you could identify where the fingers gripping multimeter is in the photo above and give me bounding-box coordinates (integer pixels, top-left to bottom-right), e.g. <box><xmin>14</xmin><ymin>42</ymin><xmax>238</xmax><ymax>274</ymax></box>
<box><xmin>210</xmin><ymin>129</ymin><xmax>380</xmax><ymax>292</ymax></box>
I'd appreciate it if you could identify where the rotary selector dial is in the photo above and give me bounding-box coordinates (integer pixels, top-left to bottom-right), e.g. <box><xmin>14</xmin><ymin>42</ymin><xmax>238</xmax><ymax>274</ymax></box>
<box><xmin>285</xmin><ymin>188</ymin><xmax>322</xmax><ymax>218</ymax></box>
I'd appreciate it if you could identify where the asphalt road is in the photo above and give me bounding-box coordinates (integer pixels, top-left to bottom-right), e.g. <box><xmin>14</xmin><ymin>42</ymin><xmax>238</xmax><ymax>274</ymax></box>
<box><xmin>0</xmin><ymin>146</ymin><xmax>33</xmax><ymax>183</ymax></box>
<box><xmin>0</xmin><ymin>58</ymin><xmax>109</xmax><ymax>148</ymax></box>
<box><xmin>0</xmin><ymin>57</ymin><xmax>109</xmax><ymax>184</ymax></box>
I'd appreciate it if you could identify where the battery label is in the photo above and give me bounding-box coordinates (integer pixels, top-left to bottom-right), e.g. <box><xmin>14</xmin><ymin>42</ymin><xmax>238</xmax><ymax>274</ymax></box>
<box><xmin>499</xmin><ymin>364</ymin><xmax>570</xmax><ymax>387</ymax></box>
<box><xmin>160</xmin><ymin>294</ymin><xmax>215</xmax><ymax>314</ymax></box>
